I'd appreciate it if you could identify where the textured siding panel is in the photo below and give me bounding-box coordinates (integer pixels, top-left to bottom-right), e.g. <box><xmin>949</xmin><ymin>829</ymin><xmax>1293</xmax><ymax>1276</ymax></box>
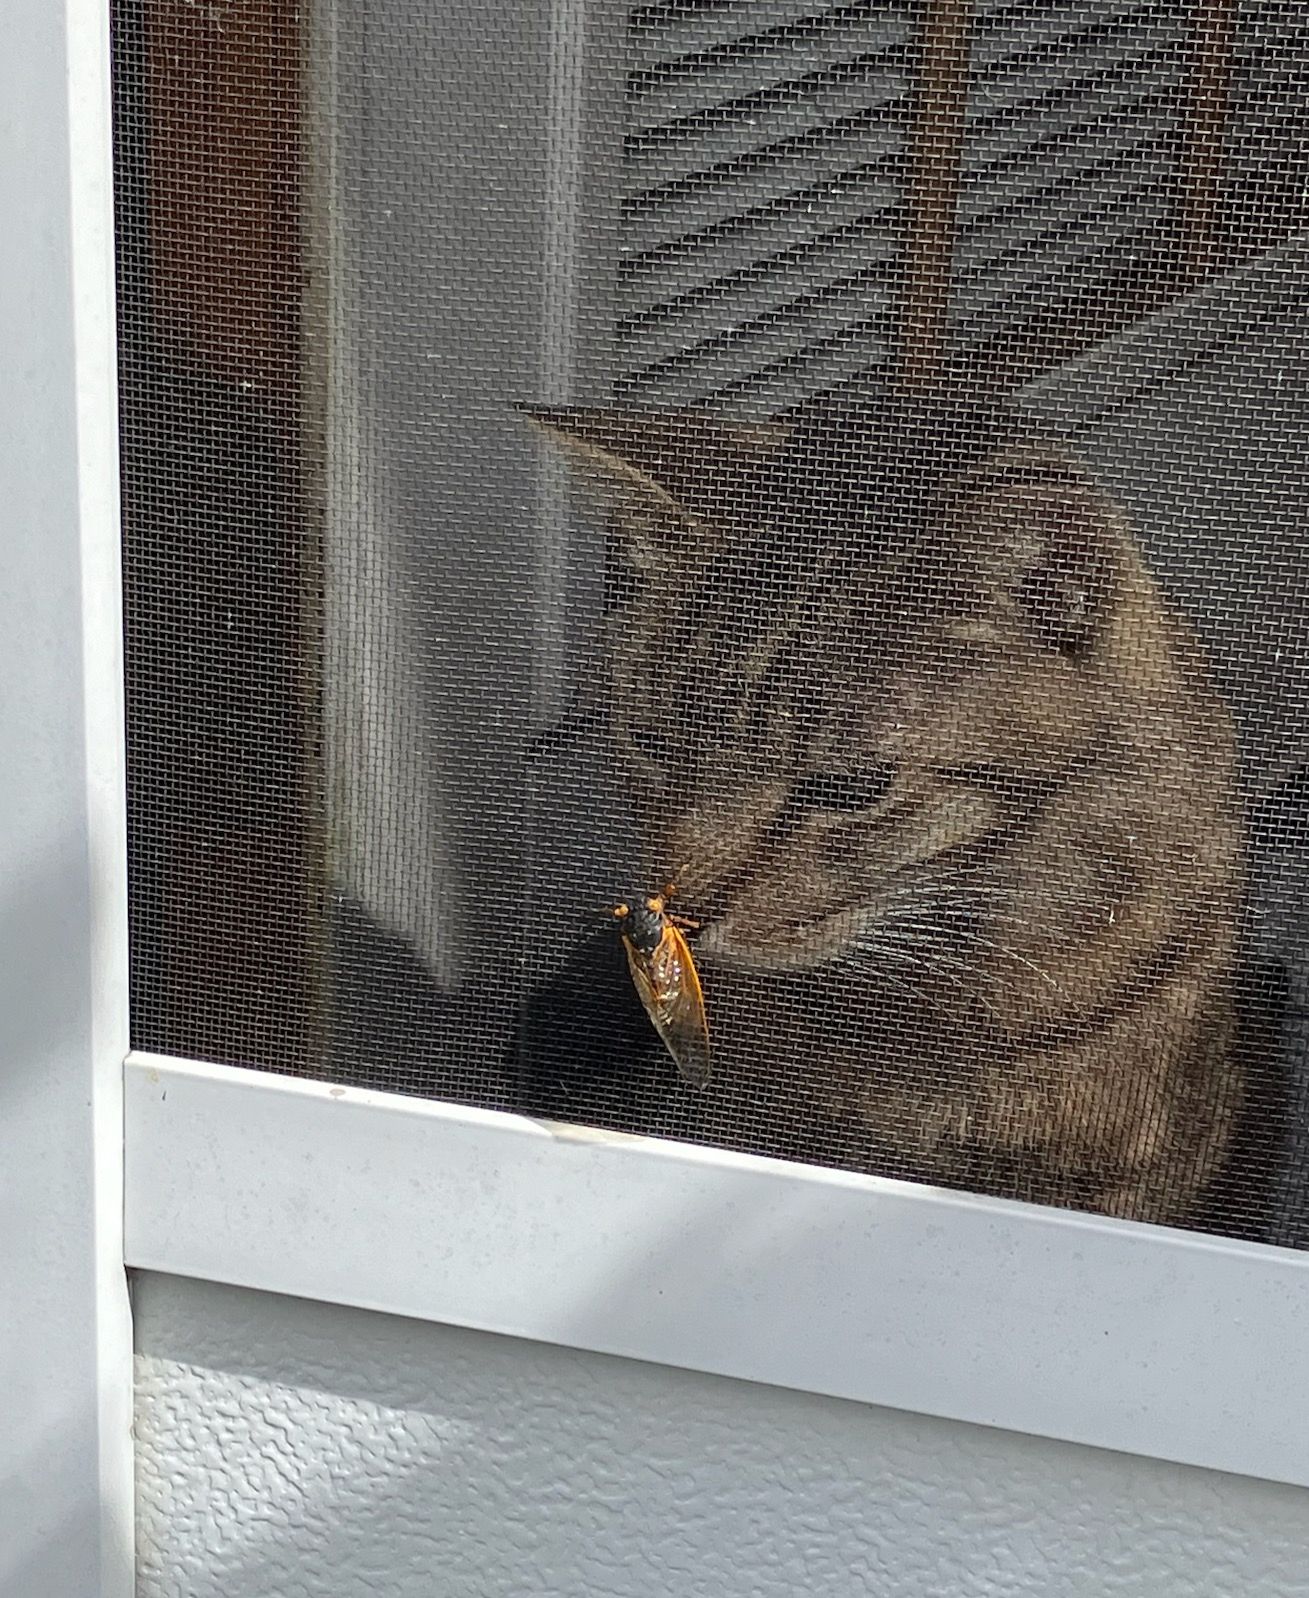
<box><xmin>134</xmin><ymin>1274</ymin><xmax>1309</xmax><ymax>1598</ymax></box>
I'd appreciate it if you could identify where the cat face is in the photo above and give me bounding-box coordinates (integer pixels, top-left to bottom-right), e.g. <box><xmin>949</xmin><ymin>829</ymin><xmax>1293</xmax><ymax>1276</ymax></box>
<box><xmin>530</xmin><ymin>406</ymin><xmax>1236</xmax><ymax>1013</ymax></box>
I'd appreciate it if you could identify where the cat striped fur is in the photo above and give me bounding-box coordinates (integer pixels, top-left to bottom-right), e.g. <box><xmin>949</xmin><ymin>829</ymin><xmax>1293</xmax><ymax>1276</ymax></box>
<box><xmin>530</xmin><ymin>403</ymin><xmax>1244</xmax><ymax>1225</ymax></box>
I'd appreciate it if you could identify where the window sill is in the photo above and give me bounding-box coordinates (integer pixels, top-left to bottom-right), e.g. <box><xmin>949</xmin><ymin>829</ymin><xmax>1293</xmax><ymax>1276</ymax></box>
<box><xmin>125</xmin><ymin>1050</ymin><xmax>1309</xmax><ymax>1489</ymax></box>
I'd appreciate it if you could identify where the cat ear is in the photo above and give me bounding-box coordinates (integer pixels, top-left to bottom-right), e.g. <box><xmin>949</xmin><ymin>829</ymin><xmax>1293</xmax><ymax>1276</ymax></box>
<box><xmin>957</xmin><ymin>457</ymin><xmax>1124</xmax><ymax>654</ymax></box>
<box><xmin>1014</xmin><ymin>509</ymin><xmax>1118</xmax><ymax>654</ymax></box>
<box><xmin>521</xmin><ymin>406</ymin><xmax>793</xmax><ymax>523</ymax></box>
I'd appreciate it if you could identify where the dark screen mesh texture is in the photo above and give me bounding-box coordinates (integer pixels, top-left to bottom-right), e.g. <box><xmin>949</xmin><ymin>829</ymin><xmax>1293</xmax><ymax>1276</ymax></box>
<box><xmin>113</xmin><ymin>0</ymin><xmax>1309</xmax><ymax>1241</ymax></box>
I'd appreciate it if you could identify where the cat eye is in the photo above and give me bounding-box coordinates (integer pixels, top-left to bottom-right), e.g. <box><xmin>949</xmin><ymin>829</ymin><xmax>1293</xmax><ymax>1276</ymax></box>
<box><xmin>630</xmin><ymin>726</ymin><xmax>675</xmax><ymax>764</ymax></box>
<box><xmin>791</xmin><ymin>765</ymin><xmax>895</xmax><ymax>813</ymax></box>
<box><xmin>939</xmin><ymin>763</ymin><xmax>1004</xmax><ymax>786</ymax></box>
<box><xmin>938</xmin><ymin>763</ymin><xmax>1022</xmax><ymax>793</ymax></box>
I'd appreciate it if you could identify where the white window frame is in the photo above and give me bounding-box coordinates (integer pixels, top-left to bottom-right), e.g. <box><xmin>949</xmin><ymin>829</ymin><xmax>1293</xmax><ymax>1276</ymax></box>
<box><xmin>9</xmin><ymin>13</ymin><xmax>1309</xmax><ymax>1593</ymax></box>
<box><xmin>1</xmin><ymin>1</ymin><xmax>133</xmax><ymax>1592</ymax></box>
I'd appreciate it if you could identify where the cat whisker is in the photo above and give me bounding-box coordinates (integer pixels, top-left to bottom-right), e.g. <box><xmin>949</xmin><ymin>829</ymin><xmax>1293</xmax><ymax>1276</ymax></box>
<box><xmin>915</xmin><ymin>905</ymin><xmax>1054</xmax><ymax>941</ymax></box>
<box><xmin>876</xmin><ymin>885</ymin><xmax>1019</xmax><ymax>920</ymax></box>
<box><xmin>871</xmin><ymin>928</ymin><xmax>1033</xmax><ymax>1009</ymax></box>
<box><xmin>858</xmin><ymin>920</ymin><xmax>1010</xmax><ymax>998</ymax></box>
<box><xmin>863</xmin><ymin>959</ymin><xmax>954</xmax><ymax>1023</ymax></box>
<box><xmin>876</xmin><ymin>884</ymin><xmax>1070</xmax><ymax>944</ymax></box>
<box><xmin>876</xmin><ymin>882</ymin><xmax>995</xmax><ymax>905</ymax></box>
<box><xmin>943</xmin><ymin>929</ymin><xmax>1063</xmax><ymax>993</ymax></box>
<box><xmin>881</xmin><ymin>942</ymin><xmax>1004</xmax><ymax>1022</ymax></box>
<box><xmin>857</xmin><ymin>899</ymin><xmax>1056</xmax><ymax>999</ymax></box>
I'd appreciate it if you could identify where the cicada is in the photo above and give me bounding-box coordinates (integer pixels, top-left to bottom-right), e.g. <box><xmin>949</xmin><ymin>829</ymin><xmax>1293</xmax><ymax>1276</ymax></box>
<box><xmin>611</xmin><ymin>889</ymin><xmax>711</xmax><ymax>1089</ymax></box>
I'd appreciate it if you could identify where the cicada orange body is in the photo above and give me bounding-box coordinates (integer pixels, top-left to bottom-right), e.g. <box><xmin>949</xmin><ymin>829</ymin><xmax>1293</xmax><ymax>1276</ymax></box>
<box><xmin>611</xmin><ymin>890</ymin><xmax>711</xmax><ymax>1088</ymax></box>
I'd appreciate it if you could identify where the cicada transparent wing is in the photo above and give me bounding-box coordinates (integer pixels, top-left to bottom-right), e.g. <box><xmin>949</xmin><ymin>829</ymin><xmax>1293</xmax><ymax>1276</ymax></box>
<box><xmin>618</xmin><ymin>909</ymin><xmax>711</xmax><ymax>1088</ymax></box>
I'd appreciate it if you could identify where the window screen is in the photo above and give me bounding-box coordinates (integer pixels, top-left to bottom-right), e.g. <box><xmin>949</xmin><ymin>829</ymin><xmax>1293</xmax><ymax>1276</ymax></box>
<box><xmin>113</xmin><ymin>0</ymin><xmax>1309</xmax><ymax>1244</ymax></box>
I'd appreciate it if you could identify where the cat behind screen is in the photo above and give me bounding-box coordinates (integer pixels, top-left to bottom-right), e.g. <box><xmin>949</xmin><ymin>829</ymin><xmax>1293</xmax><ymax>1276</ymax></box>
<box><xmin>527</xmin><ymin>397</ymin><xmax>1245</xmax><ymax>1227</ymax></box>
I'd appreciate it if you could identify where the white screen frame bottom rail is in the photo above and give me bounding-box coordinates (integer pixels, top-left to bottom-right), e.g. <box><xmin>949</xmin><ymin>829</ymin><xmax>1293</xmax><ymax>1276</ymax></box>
<box><xmin>125</xmin><ymin>1049</ymin><xmax>1309</xmax><ymax>1491</ymax></box>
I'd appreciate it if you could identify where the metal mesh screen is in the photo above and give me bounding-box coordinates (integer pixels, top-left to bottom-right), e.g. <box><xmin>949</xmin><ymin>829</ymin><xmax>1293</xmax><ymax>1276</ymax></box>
<box><xmin>113</xmin><ymin>0</ymin><xmax>1309</xmax><ymax>1241</ymax></box>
